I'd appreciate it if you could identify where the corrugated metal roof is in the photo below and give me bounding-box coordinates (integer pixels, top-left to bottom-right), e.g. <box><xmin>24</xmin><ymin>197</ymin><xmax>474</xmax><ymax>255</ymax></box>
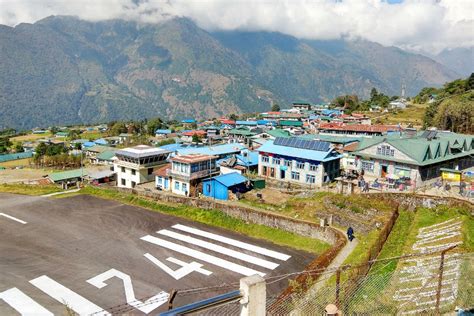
<box><xmin>0</xmin><ymin>151</ymin><xmax>33</xmax><ymax>163</ymax></box>
<box><xmin>236</xmin><ymin>151</ymin><xmax>259</xmax><ymax>166</ymax></box>
<box><xmin>258</xmin><ymin>140</ymin><xmax>340</xmax><ymax>162</ymax></box>
<box><xmin>49</xmin><ymin>169</ymin><xmax>86</xmax><ymax>182</ymax></box>
<box><xmin>236</xmin><ymin>121</ymin><xmax>258</xmax><ymax>126</ymax></box>
<box><xmin>205</xmin><ymin>172</ymin><xmax>248</xmax><ymax>187</ymax></box>
<box><xmin>155</xmin><ymin>129</ymin><xmax>172</xmax><ymax>134</ymax></box>
<box><xmin>96</xmin><ymin>150</ymin><xmax>117</xmax><ymax>161</ymax></box>
<box><xmin>177</xmin><ymin>143</ymin><xmax>245</xmax><ymax>156</ymax></box>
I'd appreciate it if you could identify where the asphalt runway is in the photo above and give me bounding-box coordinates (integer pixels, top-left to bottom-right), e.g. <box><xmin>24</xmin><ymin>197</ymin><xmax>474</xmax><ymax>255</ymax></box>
<box><xmin>0</xmin><ymin>193</ymin><xmax>314</xmax><ymax>315</ymax></box>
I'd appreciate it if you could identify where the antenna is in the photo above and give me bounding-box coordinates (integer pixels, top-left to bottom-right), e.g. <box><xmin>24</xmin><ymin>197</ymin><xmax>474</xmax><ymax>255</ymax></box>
<box><xmin>401</xmin><ymin>83</ymin><xmax>406</xmax><ymax>99</ymax></box>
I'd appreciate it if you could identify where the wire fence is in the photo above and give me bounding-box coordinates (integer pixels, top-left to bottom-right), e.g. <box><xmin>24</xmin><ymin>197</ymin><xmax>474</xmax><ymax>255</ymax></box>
<box><xmin>268</xmin><ymin>251</ymin><xmax>473</xmax><ymax>315</ymax></box>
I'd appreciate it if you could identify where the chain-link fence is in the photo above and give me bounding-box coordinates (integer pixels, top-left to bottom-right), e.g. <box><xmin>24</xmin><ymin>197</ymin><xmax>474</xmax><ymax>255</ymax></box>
<box><xmin>268</xmin><ymin>251</ymin><xmax>473</xmax><ymax>315</ymax></box>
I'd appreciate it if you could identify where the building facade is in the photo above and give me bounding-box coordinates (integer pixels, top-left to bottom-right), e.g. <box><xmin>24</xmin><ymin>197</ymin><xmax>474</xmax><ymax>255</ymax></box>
<box><xmin>114</xmin><ymin>145</ymin><xmax>170</xmax><ymax>188</ymax></box>
<box><xmin>258</xmin><ymin>137</ymin><xmax>341</xmax><ymax>187</ymax></box>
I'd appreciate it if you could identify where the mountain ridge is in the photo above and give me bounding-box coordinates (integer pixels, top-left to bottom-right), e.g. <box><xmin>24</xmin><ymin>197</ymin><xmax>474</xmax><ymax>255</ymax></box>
<box><xmin>0</xmin><ymin>16</ymin><xmax>459</xmax><ymax>129</ymax></box>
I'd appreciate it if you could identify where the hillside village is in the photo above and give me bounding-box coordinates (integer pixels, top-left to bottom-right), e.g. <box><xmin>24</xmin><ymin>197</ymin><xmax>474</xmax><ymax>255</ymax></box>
<box><xmin>1</xmin><ymin>96</ymin><xmax>473</xmax><ymax>201</ymax></box>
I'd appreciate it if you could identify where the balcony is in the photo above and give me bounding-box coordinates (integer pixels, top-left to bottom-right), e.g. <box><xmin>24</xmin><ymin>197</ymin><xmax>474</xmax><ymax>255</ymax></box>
<box><xmin>168</xmin><ymin>168</ymin><xmax>219</xmax><ymax>181</ymax></box>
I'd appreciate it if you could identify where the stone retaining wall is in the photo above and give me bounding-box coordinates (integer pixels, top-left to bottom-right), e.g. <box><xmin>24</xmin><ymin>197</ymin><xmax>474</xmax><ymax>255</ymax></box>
<box><xmin>365</xmin><ymin>193</ymin><xmax>473</xmax><ymax>211</ymax></box>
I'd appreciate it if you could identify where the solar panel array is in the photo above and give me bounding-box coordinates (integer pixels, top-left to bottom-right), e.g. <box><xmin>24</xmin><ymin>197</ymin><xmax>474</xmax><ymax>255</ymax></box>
<box><xmin>274</xmin><ymin>137</ymin><xmax>331</xmax><ymax>152</ymax></box>
<box><xmin>421</xmin><ymin>130</ymin><xmax>437</xmax><ymax>140</ymax></box>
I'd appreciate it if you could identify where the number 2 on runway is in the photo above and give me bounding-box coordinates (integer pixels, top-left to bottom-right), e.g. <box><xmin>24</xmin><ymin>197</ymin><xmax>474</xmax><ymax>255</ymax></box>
<box><xmin>87</xmin><ymin>269</ymin><xmax>169</xmax><ymax>314</ymax></box>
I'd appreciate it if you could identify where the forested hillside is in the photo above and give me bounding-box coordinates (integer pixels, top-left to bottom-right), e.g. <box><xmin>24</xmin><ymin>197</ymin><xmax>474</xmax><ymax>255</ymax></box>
<box><xmin>0</xmin><ymin>16</ymin><xmax>458</xmax><ymax>129</ymax></box>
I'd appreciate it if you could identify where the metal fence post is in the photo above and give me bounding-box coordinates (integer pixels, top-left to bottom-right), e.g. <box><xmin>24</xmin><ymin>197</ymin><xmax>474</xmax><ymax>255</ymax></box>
<box><xmin>335</xmin><ymin>268</ymin><xmax>341</xmax><ymax>308</ymax></box>
<box><xmin>435</xmin><ymin>245</ymin><xmax>457</xmax><ymax>315</ymax></box>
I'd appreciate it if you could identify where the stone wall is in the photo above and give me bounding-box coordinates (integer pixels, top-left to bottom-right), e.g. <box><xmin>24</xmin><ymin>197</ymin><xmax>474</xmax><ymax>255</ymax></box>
<box><xmin>115</xmin><ymin>187</ymin><xmax>343</xmax><ymax>245</ymax></box>
<box><xmin>365</xmin><ymin>193</ymin><xmax>473</xmax><ymax>211</ymax></box>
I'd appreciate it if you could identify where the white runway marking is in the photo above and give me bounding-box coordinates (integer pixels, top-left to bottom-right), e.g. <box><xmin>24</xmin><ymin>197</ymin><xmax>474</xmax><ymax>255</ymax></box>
<box><xmin>172</xmin><ymin>224</ymin><xmax>291</xmax><ymax>261</ymax></box>
<box><xmin>141</xmin><ymin>235</ymin><xmax>266</xmax><ymax>277</ymax></box>
<box><xmin>144</xmin><ymin>253</ymin><xmax>212</xmax><ymax>280</ymax></box>
<box><xmin>0</xmin><ymin>287</ymin><xmax>53</xmax><ymax>316</ymax></box>
<box><xmin>87</xmin><ymin>268</ymin><xmax>169</xmax><ymax>314</ymax></box>
<box><xmin>158</xmin><ymin>229</ymin><xmax>279</xmax><ymax>270</ymax></box>
<box><xmin>166</xmin><ymin>257</ymin><xmax>212</xmax><ymax>276</ymax></box>
<box><xmin>0</xmin><ymin>212</ymin><xmax>27</xmax><ymax>224</ymax></box>
<box><xmin>30</xmin><ymin>275</ymin><xmax>110</xmax><ymax>316</ymax></box>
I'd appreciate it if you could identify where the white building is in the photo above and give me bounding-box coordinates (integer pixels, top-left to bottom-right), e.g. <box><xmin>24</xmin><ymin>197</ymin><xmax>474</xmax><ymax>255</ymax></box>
<box><xmin>114</xmin><ymin>145</ymin><xmax>170</xmax><ymax>188</ymax></box>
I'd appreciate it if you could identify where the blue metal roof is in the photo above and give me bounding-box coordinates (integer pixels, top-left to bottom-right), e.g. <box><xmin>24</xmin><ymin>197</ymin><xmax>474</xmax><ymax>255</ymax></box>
<box><xmin>83</xmin><ymin>141</ymin><xmax>96</xmax><ymax>147</ymax></box>
<box><xmin>256</xmin><ymin>120</ymin><xmax>277</xmax><ymax>126</ymax></box>
<box><xmin>236</xmin><ymin>120</ymin><xmax>258</xmax><ymax>126</ymax></box>
<box><xmin>94</xmin><ymin>138</ymin><xmax>108</xmax><ymax>145</ymax></box>
<box><xmin>155</xmin><ymin>129</ymin><xmax>172</xmax><ymax>134</ymax></box>
<box><xmin>236</xmin><ymin>151</ymin><xmax>259</xmax><ymax>166</ymax></box>
<box><xmin>258</xmin><ymin>140</ymin><xmax>340</xmax><ymax>162</ymax></box>
<box><xmin>204</xmin><ymin>172</ymin><xmax>248</xmax><ymax>187</ymax></box>
<box><xmin>177</xmin><ymin>143</ymin><xmax>245</xmax><ymax>156</ymax></box>
<box><xmin>159</xmin><ymin>143</ymin><xmax>185</xmax><ymax>151</ymax></box>
<box><xmin>181</xmin><ymin>119</ymin><xmax>196</xmax><ymax>124</ymax></box>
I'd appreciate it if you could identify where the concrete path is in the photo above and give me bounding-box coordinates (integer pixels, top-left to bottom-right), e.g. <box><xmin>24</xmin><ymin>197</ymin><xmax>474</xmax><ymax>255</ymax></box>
<box><xmin>41</xmin><ymin>188</ymin><xmax>80</xmax><ymax>197</ymax></box>
<box><xmin>312</xmin><ymin>232</ymin><xmax>359</xmax><ymax>292</ymax></box>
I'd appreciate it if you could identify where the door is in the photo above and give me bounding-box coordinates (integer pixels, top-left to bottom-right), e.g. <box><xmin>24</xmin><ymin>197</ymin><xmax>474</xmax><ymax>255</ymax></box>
<box><xmin>280</xmin><ymin>170</ymin><xmax>286</xmax><ymax>179</ymax></box>
<box><xmin>381</xmin><ymin>165</ymin><xmax>388</xmax><ymax>178</ymax></box>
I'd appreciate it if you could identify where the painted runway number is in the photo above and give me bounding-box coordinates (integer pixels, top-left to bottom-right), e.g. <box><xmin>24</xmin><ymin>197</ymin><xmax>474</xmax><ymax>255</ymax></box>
<box><xmin>144</xmin><ymin>253</ymin><xmax>212</xmax><ymax>280</ymax></box>
<box><xmin>87</xmin><ymin>268</ymin><xmax>169</xmax><ymax>314</ymax></box>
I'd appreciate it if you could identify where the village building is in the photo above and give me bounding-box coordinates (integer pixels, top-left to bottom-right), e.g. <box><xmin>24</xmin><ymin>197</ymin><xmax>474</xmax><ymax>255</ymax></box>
<box><xmin>318</xmin><ymin>122</ymin><xmax>400</xmax><ymax>137</ymax></box>
<box><xmin>258</xmin><ymin>137</ymin><xmax>341</xmax><ymax>187</ymax></box>
<box><xmin>167</xmin><ymin>154</ymin><xmax>219</xmax><ymax>197</ymax></box>
<box><xmin>352</xmin><ymin>131</ymin><xmax>474</xmax><ymax>188</ymax></box>
<box><xmin>292</xmin><ymin>100</ymin><xmax>312</xmax><ymax>111</ymax></box>
<box><xmin>202</xmin><ymin>172</ymin><xmax>250</xmax><ymax>200</ymax></box>
<box><xmin>114</xmin><ymin>145</ymin><xmax>170</xmax><ymax>188</ymax></box>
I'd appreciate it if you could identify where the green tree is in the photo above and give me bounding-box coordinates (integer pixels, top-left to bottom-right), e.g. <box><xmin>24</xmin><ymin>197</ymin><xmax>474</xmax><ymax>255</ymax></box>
<box><xmin>14</xmin><ymin>143</ymin><xmax>24</xmax><ymax>153</ymax></box>
<box><xmin>67</xmin><ymin>129</ymin><xmax>81</xmax><ymax>141</ymax></box>
<box><xmin>370</xmin><ymin>88</ymin><xmax>378</xmax><ymax>99</ymax></box>
<box><xmin>271</xmin><ymin>103</ymin><xmax>280</xmax><ymax>111</ymax></box>
<box><xmin>147</xmin><ymin>117</ymin><xmax>164</xmax><ymax>136</ymax></box>
<box><xmin>466</xmin><ymin>73</ymin><xmax>474</xmax><ymax>90</ymax></box>
<box><xmin>229</xmin><ymin>113</ymin><xmax>238</xmax><ymax>121</ymax></box>
<box><xmin>109</xmin><ymin>122</ymin><xmax>127</xmax><ymax>136</ymax></box>
<box><xmin>192</xmin><ymin>133</ymin><xmax>201</xmax><ymax>144</ymax></box>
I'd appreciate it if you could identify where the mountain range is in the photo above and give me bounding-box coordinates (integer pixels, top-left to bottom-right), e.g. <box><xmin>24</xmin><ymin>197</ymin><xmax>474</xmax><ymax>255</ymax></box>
<box><xmin>0</xmin><ymin>16</ymin><xmax>463</xmax><ymax>130</ymax></box>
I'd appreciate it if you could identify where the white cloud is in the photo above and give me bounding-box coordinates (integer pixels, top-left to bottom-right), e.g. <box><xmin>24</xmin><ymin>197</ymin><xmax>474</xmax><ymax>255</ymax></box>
<box><xmin>0</xmin><ymin>0</ymin><xmax>472</xmax><ymax>53</ymax></box>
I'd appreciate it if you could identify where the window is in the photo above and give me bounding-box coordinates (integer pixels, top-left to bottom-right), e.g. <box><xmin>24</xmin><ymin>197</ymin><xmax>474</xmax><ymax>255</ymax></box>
<box><xmin>175</xmin><ymin>181</ymin><xmax>180</xmax><ymax>190</ymax></box>
<box><xmin>306</xmin><ymin>175</ymin><xmax>316</xmax><ymax>183</ymax></box>
<box><xmin>121</xmin><ymin>178</ymin><xmax>126</xmax><ymax>186</ymax></box>
<box><xmin>182</xmin><ymin>183</ymin><xmax>188</xmax><ymax>193</ymax></box>
<box><xmin>131</xmin><ymin>169</ymin><xmax>136</xmax><ymax>175</ymax></box>
<box><xmin>121</xmin><ymin>167</ymin><xmax>125</xmax><ymax>173</ymax></box>
<box><xmin>272</xmin><ymin>158</ymin><xmax>281</xmax><ymax>165</ymax></box>
<box><xmin>262</xmin><ymin>166</ymin><xmax>267</xmax><ymax>175</ymax></box>
<box><xmin>148</xmin><ymin>168</ymin><xmax>153</xmax><ymax>175</ymax></box>
<box><xmin>261</xmin><ymin>156</ymin><xmax>269</xmax><ymax>163</ymax></box>
<box><xmin>376</xmin><ymin>145</ymin><xmax>395</xmax><ymax>156</ymax></box>
<box><xmin>309</xmin><ymin>164</ymin><xmax>318</xmax><ymax>171</ymax></box>
<box><xmin>296</xmin><ymin>162</ymin><xmax>305</xmax><ymax>169</ymax></box>
<box><xmin>131</xmin><ymin>181</ymin><xmax>136</xmax><ymax>188</ymax></box>
<box><xmin>291</xmin><ymin>171</ymin><xmax>300</xmax><ymax>181</ymax></box>
<box><xmin>284</xmin><ymin>160</ymin><xmax>292</xmax><ymax>167</ymax></box>
<box><xmin>361</xmin><ymin>161</ymin><xmax>374</xmax><ymax>172</ymax></box>
<box><xmin>157</xmin><ymin>177</ymin><xmax>162</xmax><ymax>184</ymax></box>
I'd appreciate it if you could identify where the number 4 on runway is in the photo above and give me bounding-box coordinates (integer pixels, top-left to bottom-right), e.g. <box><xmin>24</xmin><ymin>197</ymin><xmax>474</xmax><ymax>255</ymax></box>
<box><xmin>144</xmin><ymin>253</ymin><xmax>212</xmax><ymax>280</ymax></box>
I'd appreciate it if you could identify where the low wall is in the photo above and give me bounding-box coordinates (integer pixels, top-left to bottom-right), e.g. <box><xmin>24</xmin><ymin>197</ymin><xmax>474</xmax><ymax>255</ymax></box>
<box><xmin>116</xmin><ymin>187</ymin><xmax>342</xmax><ymax>246</ymax></box>
<box><xmin>364</xmin><ymin>192</ymin><xmax>473</xmax><ymax>211</ymax></box>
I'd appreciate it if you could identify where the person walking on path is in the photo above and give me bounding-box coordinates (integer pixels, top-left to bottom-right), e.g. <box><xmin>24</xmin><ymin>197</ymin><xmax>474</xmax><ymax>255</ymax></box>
<box><xmin>347</xmin><ymin>226</ymin><xmax>355</xmax><ymax>242</ymax></box>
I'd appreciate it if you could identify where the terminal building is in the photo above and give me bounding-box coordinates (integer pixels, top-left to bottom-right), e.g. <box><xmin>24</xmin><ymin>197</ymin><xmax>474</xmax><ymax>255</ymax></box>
<box><xmin>114</xmin><ymin>145</ymin><xmax>170</xmax><ymax>188</ymax></box>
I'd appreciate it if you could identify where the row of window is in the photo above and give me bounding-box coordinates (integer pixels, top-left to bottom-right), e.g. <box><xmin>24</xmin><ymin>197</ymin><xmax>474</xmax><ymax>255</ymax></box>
<box><xmin>261</xmin><ymin>156</ymin><xmax>318</xmax><ymax>171</ymax></box>
<box><xmin>174</xmin><ymin>181</ymin><xmax>188</xmax><ymax>193</ymax></box>
<box><xmin>290</xmin><ymin>172</ymin><xmax>316</xmax><ymax>183</ymax></box>
<box><xmin>119</xmin><ymin>167</ymin><xmax>154</xmax><ymax>175</ymax></box>
<box><xmin>376</xmin><ymin>145</ymin><xmax>395</xmax><ymax>157</ymax></box>
<box><xmin>120</xmin><ymin>178</ymin><xmax>136</xmax><ymax>188</ymax></box>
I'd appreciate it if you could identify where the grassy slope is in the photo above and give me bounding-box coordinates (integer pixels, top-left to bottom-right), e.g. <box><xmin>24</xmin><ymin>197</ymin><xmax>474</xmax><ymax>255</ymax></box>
<box><xmin>0</xmin><ymin>183</ymin><xmax>62</xmax><ymax>195</ymax></box>
<box><xmin>80</xmin><ymin>186</ymin><xmax>331</xmax><ymax>254</ymax></box>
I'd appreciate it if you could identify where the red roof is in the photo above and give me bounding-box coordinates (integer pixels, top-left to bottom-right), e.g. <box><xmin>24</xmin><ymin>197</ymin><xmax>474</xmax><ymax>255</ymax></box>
<box><xmin>220</xmin><ymin>119</ymin><xmax>236</xmax><ymax>125</ymax></box>
<box><xmin>153</xmin><ymin>164</ymin><xmax>170</xmax><ymax>177</ymax></box>
<box><xmin>319</xmin><ymin>123</ymin><xmax>399</xmax><ymax>133</ymax></box>
<box><xmin>182</xmin><ymin>130</ymin><xmax>207</xmax><ymax>137</ymax></box>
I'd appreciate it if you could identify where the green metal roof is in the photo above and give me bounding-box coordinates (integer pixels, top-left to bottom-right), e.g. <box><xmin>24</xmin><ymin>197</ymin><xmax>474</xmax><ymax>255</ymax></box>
<box><xmin>354</xmin><ymin>132</ymin><xmax>474</xmax><ymax>166</ymax></box>
<box><xmin>267</xmin><ymin>129</ymin><xmax>291</xmax><ymax>138</ymax></box>
<box><xmin>49</xmin><ymin>169</ymin><xmax>87</xmax><ymax>182</ymax></box>
<box><xmin>0</xmin><ymin>151</ymin><xmax>33</xmax><ymax>163</ymax></box>
<box><xmin>292</xmin><ymin>100</ymin><xmax>311</xmax><ymax>105</ymax></box>
<box><xmin>96</xmin><ymin>150</ymin><xmax>117</xmax><ymax>161</ymax></box>
<box><xmin>228</xmin><ymin>128</ymin><xmax>257</xmax><ymax>136</ymax></box>
<box><xmin>279</xmin><ymin>120</ymin><xmax>303</xmax><ymax>127</ymax></box>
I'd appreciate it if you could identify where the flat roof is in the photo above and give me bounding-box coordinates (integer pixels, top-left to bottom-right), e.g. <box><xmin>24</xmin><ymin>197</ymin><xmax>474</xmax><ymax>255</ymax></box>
<box><xmin>116</xmin><ymin>145</ymin><xmax>171</xmax><ymax>159</ymax></box>
<box><xmin>171</xmin><ymin>154</ymin><xmax>218</xmax><ymax>164</ymax></box>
